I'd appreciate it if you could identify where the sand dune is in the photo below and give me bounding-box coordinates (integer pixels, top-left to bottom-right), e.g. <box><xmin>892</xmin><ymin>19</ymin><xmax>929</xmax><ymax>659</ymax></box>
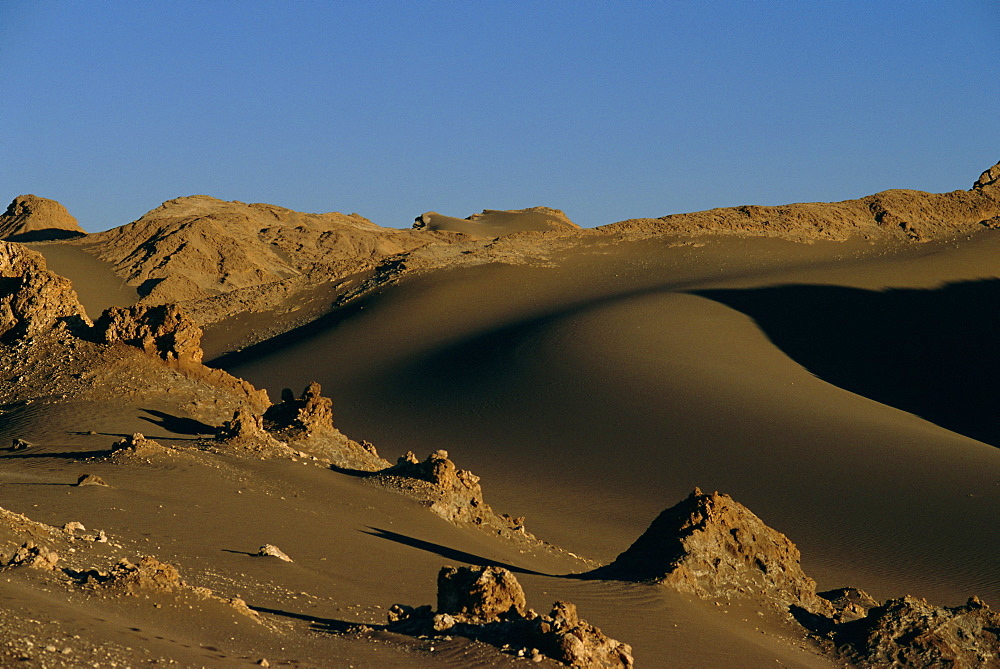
<box><xmin>0</xmin><ymin>163</ymin><xmax>998</xmax><ymax>666</ymax></box>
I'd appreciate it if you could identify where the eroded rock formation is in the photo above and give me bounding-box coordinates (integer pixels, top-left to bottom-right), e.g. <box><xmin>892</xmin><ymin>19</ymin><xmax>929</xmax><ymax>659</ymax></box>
<box><xmin>372</xmin><ymin>450</ymin><xmax>527</xmax><ymax>534</ymax></box>
<box><xmin>590</xmin><ymin>488</ymin><xmax>830</xmax><ymax>613</ymax></box>
<box><xmin>94</xmin><ymin>304</ymin><xmax>204</xmax><ymax>365</ymax></box>
<box><xmin>0</xmin><ymin>195</ymin><xmax>86</xmax><ymax>242</ymax></box>
<box><xmin>829</xmin><ymin>595</ymin><xmax>1000</xmax><ymax>668</ymax></box>
<box><xmin>0</xmin><ymin>241</ymin><xmax>91</xmax><ymax>341</ymax></box>
<box><xmin>260</xmin><ymin>383</ymin><xmax>388</xmax><ymax>470</ymax></box>
<box><xmin>388</xmin><ymin>566</ymin><xmax>633</xmax><ymax>668</ymax></box>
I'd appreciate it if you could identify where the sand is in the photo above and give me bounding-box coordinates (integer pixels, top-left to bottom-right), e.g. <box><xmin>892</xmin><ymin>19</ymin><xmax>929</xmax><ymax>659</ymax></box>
<box><xmin>0</xmin><ymin>173</ymin><xmax>999</xmax><ymax>666</ymax></box>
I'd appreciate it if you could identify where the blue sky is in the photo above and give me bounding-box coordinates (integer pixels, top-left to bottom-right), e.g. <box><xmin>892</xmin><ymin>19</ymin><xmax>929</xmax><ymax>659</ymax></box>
<box><xmin>2</xmin><ymin>1</ymin><xmax>997</xmax><ymax>231</ymax></box>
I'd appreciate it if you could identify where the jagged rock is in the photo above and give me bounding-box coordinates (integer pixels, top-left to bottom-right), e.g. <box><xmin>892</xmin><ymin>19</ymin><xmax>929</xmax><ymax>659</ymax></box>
<box><xmin>75</xmin><ymin>474</ymin><xmax>108</xmax><ymax>487</ymax></box>
<box><xmin>256</xmin><ymin>544</ymin><xmax>293</xmax><ymax>562</ymax></box>
<box><xmin>94</xmin><ymin>303</ymin><xmax>204</xmax><ymax>365</ymax></box>
<box><xmin>818</xmin><ymin>587</ymin><xmax>879</xmax><ymax>623</ymax></box>
<box><xmin>437</xmin><ymin>565</ymin><xmax>527</xmax><ymax>621</ymax></box>
<box><xmin>388</xmin><ymin>566</ymin><xmax>633</xmax><ymax>668</ymax></box>
<box><xmin>215</xmin><ymin>408</ymin><xmax>285</xmax><ymax>453</ymax></box>
<box><xmin>973</xmin><ymin>161</ymin><xmax>1000</xmax><ymax>191</ymax></box>
<box><xmin>10</xmin><ymin>438</ymin><xmax>31</xmax><ymax>451</ymax></box>
<box><xmin>110</xmin><ymin>433</ymin><xmax>169</xmax><ymax>458</ymax></box>
<box><xmin>589</xmin><ymin>488</ymin><xmax>829</xmax><ymax>613</ymax></box>
<box><xmin>0</xmin><ymin>241</ymin><xmax>92</xmax><ymax>341</ymax></box>
<box><xmin>261</xmin><ymin>383</ymin><xmax>388</xmax><ymax>471</ymax></box>
<box><xmin>4</xmin><ymin>541</ymin><xmax>60</xmax><ymax>570</ymax></box>
<box><xmin>0</xmin><ymin>195</ymin><xmax>86</xmax><ymax>241</ymax></box>
<box><xmin>263</xmin><ymin>382</ymin><xmax>333</xmax><ymax>434</ymax></box>
<box><xmin>831</xmin><ymin>595</ymin><xmax>1000</xmax><ymax>668</ymax></box>
<box><xmin>62</xmin><ymin>521</ymin><xmax>86</xmax><ymax>534</ymax></box>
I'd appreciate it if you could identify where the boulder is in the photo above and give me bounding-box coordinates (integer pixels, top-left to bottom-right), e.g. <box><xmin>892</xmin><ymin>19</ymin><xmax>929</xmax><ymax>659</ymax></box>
<box><xmin>437</xmin><ymin>565</ymin><xmax>527</xmax><ymax>621</ymax></box>
<box><xmin>388</xmin><ymin>566</ymin><xmax>633</xmax><ymax>668</ymax></box>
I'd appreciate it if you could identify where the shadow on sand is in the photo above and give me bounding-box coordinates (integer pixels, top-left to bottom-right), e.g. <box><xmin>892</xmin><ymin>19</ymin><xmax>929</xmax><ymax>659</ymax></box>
<box><xmin>363</xmin><ymin>527</ymin><xmax>555</xmax><ymax>577</ymax></box>
<box><xmin>695</xmin><ymin>278</ymin><xmax>1000</xmax><ymax>447</ymax></box>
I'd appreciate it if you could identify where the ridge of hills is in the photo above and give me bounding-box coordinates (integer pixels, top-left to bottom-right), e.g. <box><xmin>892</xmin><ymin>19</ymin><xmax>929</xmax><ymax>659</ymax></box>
<box><xmin>7</xmin><ymin>160</ymin><xmax>998</xmax><ymax>345</ymax></box>
<box><xmin>1</xmin><ymin>161</ymin><xmax>999</xmax><ymax>665</ymax></box>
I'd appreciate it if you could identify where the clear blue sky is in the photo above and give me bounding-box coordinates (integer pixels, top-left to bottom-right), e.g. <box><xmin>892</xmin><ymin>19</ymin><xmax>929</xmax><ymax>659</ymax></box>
<box><xmin>2</xmin><ymin>1</ymin><xmax>997</xmax><ymax>232</ymax></box>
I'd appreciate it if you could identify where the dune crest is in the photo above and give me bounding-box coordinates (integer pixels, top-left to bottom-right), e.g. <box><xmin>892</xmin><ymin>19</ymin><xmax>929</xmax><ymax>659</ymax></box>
<box><xmin>413</xmin><ymin>206</ymin><xmax>580</xmax><ymax>238</ymax></box>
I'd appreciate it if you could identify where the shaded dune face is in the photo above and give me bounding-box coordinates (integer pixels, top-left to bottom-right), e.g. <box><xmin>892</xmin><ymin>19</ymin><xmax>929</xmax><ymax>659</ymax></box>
<box><xmin>696</xmin><ymin>279</ymin><xmax>1000</xmax><ymax>447</ymax></box>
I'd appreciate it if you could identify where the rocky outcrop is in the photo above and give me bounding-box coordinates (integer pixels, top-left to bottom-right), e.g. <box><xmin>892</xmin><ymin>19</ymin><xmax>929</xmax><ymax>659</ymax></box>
<box><xmin>0</xmin><ymin>241</ymin><xmax>91</xmax><ymax>341</ymax></box>
<box><xmin>0</xmin><ymin>195</ymin><xmax>86</xmax><ymax>242</ymax></box>
<box><xmin>818</xmin><ymin>587</ymin><xmax>879</xmax><ymax>624</ymax></box>
<box><xmin>371</xmin><ymin>450</ymin><xmax>527</xmax><ymax>534</ymax></box>
<box><xmin>388</xmin><ymin>566</ymin><xmax>633</xmax><ymax>668</ymax></box>
<box><xmin>215</xmin><ymin>407</ymin><xmax>285</xmax><ymax>454</ymax></box>
<box><xmin>600</xmin><ymin>161</ymin><xmax>1000</xmax><ymax>242</ymax></box>
<box><xmin>828</xmin><ymin>595</ymin><xmax>1000</xmax><ymax>668</ymax></box>
<box><xmin>973</xmin><ymin>161</ymin><xmax>1000</xmax><ymax>191</ymax></box>
<box><xmin>263</xmin><ymin>382</ymin><xmax>332</xmax><ymax>434</ymax></box>
<box><xmin>590</xmin><ymin>488</ymin><xmax>829</xmax><ymax>613</ymax></box>
<box><xmin>261</xmin><ymin>383</ymin><xmax>388</xmax><ymax>471</ymax></box>
<box><xmin>94</xmin><ymin>304</ymin><xmax>204</xmax><ymax>365</ymax></box>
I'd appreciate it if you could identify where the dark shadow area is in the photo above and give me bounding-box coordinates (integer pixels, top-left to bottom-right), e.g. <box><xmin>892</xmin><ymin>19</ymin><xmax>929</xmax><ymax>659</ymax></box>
<box><xmin>136</xmin><ymin>277</ymin><xmax>164</xmax><ymax>298</ymax></box>
<box><xmin>206</xmin><ymin>275</ymin><xmax>378</xmax><ymax>368</ymax></box>
<box><xmin>5</xmin><ymin>229</ymin><xmax>86</xmax><ymax>243</ymax></box>
<box><xmin>221</xmin><ymin>549</ymin><xmax>258</xmax><ymax>557</ymax></box>
<box><xmin>363</xmin><ymin>527</ymin><xmax>552</xmax><ymax>577</ymax></box>
<box><xmin>249</xmin><ymin>605</ymin><xmax>377</xmax><ymax>634</ymax></box>
<box><xmin>695</xmin><ymin>278</ymin><xmax>1000</xmax><ymax>446</ymax></box>
<box><xmin>139</xmin><ymin>409</ymin><xmax>216</xmax><ymax>436</ymax></box>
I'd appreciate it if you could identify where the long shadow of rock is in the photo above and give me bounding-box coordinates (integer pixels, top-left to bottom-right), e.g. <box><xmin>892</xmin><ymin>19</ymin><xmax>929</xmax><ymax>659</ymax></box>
<box><xmin>139</xmin><ymin>409</ymin><xmax>216</xmax><ymax>436</ymax></box>
<box><xmin>362</xmin><ymin>528</ymin><xmax>553</xmax><ymax>577</ymax></box>
<box><xmin>695</xmin><ymin>278</ymin><xmax>1000</xmax><ymax>447</ymax></box>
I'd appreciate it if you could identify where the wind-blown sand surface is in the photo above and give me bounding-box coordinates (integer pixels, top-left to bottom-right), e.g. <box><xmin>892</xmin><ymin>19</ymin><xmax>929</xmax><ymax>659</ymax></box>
<box><xmin>1</xmin><ymin>166</ymin><xmax>999</xmax><ymax>667</ymax></box>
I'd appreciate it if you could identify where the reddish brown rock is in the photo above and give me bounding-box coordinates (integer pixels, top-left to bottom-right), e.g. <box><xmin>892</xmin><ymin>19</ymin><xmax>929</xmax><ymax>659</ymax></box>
<box><xmin>437</xmin><ymin>565</ymin><xmax>527</xmax><ymax>621</ymax></box>
<box><xmin>0</xmin><ymin>241</ymin><xmax>91</xmax><ymax>341</ymax></box>
<box><xmin>831</xmin><ymin>595</ymin><xmax>1000</xmax><ymax>668</ymax></box>
<box><xmin>591</xmin><ymin>488</ymin><xmax>829</xmax><ymax>613</ymax></box>
<box><xmin>0</xmin><ymin>195</ymin><xmax>86</xmax><ymax>241</ymax></box>
<box><xmin>388</xmin><ymin>566</ymin><xmax>633</xmax><ymax>668</ymax></box>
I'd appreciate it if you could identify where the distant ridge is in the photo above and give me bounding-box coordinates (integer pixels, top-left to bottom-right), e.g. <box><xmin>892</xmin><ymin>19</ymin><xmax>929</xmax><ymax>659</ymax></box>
<box><xmin>0</xmin><ymin>195</ymin><xmax>86</xmax><ymax>242</ymax></box>
<box><xmin>597</xmin><ymin>160</ymin><xmax>1000</xmax><ymax>242</ymax></box>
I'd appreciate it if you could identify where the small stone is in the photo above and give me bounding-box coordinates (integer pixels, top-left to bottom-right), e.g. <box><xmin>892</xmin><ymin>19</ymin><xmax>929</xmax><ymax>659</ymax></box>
<box><xmin>256</xmin><ymin>660</ymin><xmax>270</xmax><ymax>668</ymax></box>
<box><xmin>75</xmin><ymin>474</ymin><xmax>108</xmax><ymax>487</ymax></box>
<box><xmin>256</xmin><ymin>544</ymin><xmax>293</xmax><ymax>562</ymax></box>
<box><xmin>63</xmin><ymin>521</ymin><xmax>86</xmax><ymax>533</ymax></box>
<box><xmin>11</xmin><ymin>438</ymin><xmax>31</xmax><ymax>450</ymax></box>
